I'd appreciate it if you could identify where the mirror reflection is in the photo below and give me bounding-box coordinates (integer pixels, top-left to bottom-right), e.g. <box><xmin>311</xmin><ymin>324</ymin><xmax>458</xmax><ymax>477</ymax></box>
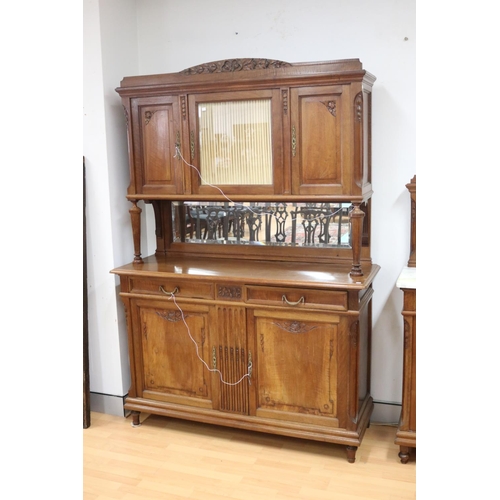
<box><xmin>173</xmin><ymin>202</ymin><xmax>352</xmax><ymax>248</ymax></box>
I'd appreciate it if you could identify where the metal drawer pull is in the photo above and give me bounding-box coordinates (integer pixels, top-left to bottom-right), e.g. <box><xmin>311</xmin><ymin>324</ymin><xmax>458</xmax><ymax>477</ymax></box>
<box><xmin>282</xmin><ymin>295</ymin><xmax>305</xmax><ymax>306</ymax></box>
<box><xmin>159</xmin><ymin>286</ymin><xmax>179</xmax><ymax>296</ymax></box>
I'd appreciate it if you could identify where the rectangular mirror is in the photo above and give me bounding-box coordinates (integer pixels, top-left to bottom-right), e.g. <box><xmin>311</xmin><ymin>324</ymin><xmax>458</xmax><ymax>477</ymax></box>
<box><xmin>173</xmin><ymin>201</ymin><xmax>352</xmax><ymax>248</ymax></box>
<box><xmin>198</xmin><ymin>100</ymin><xmax>273</xmax><ymax>185</ymax></box>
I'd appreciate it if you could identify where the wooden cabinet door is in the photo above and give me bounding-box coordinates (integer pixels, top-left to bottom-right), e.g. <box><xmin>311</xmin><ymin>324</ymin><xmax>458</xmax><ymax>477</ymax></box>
<box><xmin>187</xmin><ymin>89</ymin><xmax>283</xmax><ymax>196</ymax></box>
<box><xmin>290</xmin><ymin>85</ymin><xmax>352</xmax><ymax>196</ymax></box>
<box><xmin>131</xmin><ymin>96</ymin><xmax>183</xmax><ymax>195</ymax></box>
<box><xmin>249</xmin><ymin>309</ymin><xmax>341</xmax><ymax>427</ymax></box>
<box><xmin>130</xmin><ymin>298</ymin><xmax>213</xmax><ymax>409</ymax></box>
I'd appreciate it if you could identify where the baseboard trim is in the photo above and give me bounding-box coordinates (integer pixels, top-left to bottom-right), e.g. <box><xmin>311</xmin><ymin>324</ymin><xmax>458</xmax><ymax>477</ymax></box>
<box><xmin>90</xmin><ymin>392</ymin><xmax>128</xmax><ymax>417</ymax></box>
<box><xmin>371</xmin><ymin>400</ymin><xmax>402</xmax><ymax>425</ymax></box>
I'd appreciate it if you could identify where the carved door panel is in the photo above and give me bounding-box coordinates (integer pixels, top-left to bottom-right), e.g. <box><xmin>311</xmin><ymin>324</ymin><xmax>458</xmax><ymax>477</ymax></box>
<box><xmin>131</xmin><ymin>96</ymin><xmax>183</xmax><ymax>195</ymax></box>
<box><xmin>290</xmin><ymin>85</ymin><xmax>352</xmax><ymax>196</ymax></box>
<box><xmin>249</xmin><ymin>309</ymin><xmax>340</xmax><ymax>427</ymax></box>
<box><xmin>130</xmin><ymin>298</ymin><xmax>213</xmax><ymax>409</ymax></box>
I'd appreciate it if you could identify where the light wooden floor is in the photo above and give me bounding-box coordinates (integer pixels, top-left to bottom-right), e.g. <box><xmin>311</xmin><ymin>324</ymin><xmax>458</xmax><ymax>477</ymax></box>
<box><xmin>84</xmin><ymin>412</ymin><xmax>415</xmax><ymax>500</ymax></box>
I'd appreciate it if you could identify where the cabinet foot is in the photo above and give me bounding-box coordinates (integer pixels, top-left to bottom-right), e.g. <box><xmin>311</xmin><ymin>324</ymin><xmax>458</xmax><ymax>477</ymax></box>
<box><xmin>346</xmin><ymin>446</ymin><xmax>357</xmax><ymax>463</ymax></box>
<box><xmin>398</xmin><ymin>446</ymin><xmax>410</xmax><ymax>464</ymax></box>
<box><xmin>131</xmin><ymin>411</ymin><xmax>141</xmax><ymax>427</ymax></box>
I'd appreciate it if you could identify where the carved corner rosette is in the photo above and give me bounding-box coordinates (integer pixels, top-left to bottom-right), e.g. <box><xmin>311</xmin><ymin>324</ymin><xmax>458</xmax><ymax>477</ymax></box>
<box><xmin>180</xmin><ymin>58</ymin><xmax>292</xmax><ymax>75</ymax></box>
<box><xmin>144</xmin><ymin>110</ymin><xmax>157</xmax><ymax>125</ymax></box>
<box><xmin>321</xmin><ymin>100</ymin><xmax>337</xmax><ymax>117</ymax></box>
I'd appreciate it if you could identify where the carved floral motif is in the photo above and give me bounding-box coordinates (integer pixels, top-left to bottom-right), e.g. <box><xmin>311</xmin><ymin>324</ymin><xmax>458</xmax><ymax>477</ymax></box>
<box><xmin>144</xmin><ymin>110</ymin><xmax>158</xmax><ymax>125</ymax></box>
<box><xmin>122</xmin><ymin>105</ymin><xmax>129</xmax><ymax>127</ymax></box>
<box><xmin>180</xmin><ymin>96</ymin><xmax>186</xmax><ymax>120</ymax></box>
<box><xmin>282</xmin><ymin>89</ymin><xmax>288</xmax><ymax>114</ymax></box>
<box><xmin>181</xmin><ymin>58</ymin><xmax>291</xmax><ymax>75</ymax></box>
<box><xmin>156</xmin><ymin>311</ymin><xmax>184</xmax><ymax>322</ymax></box>
<box><xmin>273</xmin><ymin>321</ymin><xmax>317</xmax><ymax>334</ymax></box>
<box><xmin>321</xmin><ymin>100</ymin><xmax>337</xmax><ymax>117</ymax></box>
<box><xmin>217</xmin><ymin>285</ymin><xmax>242</xmax><ymax>299</ymax></box>
<box><xmin>355</xmin><ymin>93</ymin><xmax>363</xmax><ymax>122</ymax></box>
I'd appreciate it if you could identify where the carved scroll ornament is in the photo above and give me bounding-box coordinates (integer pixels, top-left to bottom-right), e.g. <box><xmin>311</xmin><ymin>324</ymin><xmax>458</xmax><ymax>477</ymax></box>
<box><xmin>272</xmin><ymin>321</ymin><xmax>317</xmax><ymax>334</ymax></box>
<box><xmin>181</xmin><ymin>58</ymin><xmax>291</xmax><ymax>75</ymax></box>
<box><xmin>156</xmin><ymin>311</ymin><xmax>184</xmax><ymax>322</ymax></box>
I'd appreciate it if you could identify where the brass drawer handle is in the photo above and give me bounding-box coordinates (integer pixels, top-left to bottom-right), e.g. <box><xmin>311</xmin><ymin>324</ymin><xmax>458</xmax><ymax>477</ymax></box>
<box><xmin>159</xmin><ymin>286</ymin><xmax>179</xmax><ymax>296</ymax></box>
<box><xmin>282</xmin><ymin>294</ymin><xmax>304</xmax><ymax>306</ymax></box>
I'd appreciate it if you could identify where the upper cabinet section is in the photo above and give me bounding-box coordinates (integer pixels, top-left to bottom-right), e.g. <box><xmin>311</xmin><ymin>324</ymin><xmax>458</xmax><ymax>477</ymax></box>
<box><xmin>116</xmin><ymin>58</ymin><xmax>375</xmax><ymax>201</ymax></box>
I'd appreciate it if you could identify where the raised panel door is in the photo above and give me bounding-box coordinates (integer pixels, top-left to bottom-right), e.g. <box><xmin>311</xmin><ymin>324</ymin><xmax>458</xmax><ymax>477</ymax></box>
<box><xmin>249</xmin><ymin>308</ymin><xmax>340</xmax><ymax>427</ymax></box>
<box><xmin>131</xmin><ymin>96</ymin><xmax>182</xmax><ymax>195</ymax></box>
<box><xmin>290</xmin><ymin>85</ymin><xmax>351</xmax><ymax>196</ymax></box>
<box><xmin>130</xmin><ymin>298</ymin><xmax>213</xmax><ymax>409</ymax></box>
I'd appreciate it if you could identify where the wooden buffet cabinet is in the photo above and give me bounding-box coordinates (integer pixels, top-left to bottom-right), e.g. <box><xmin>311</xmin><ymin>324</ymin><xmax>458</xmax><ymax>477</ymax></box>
<box><xmin>111</xmin><ymin>58</ymin><xmax>379</xmax><ymax>463</ymax></box>
<box><xmin>395</xmin><ymin>176</ymin><xmax>416</xmax><ymax>463</ymax></box>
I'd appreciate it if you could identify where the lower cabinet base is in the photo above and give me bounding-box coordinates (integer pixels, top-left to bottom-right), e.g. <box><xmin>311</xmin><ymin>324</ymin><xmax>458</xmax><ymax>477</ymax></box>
<box><xmin>395</xmin><ymin>427</ymin><xmax>416</xmax><ymax>464</ymax></box>
<box><xmin>124</xmin><ymin>395</ymin><xmax>374</xmax><ymax>463</ymax></box>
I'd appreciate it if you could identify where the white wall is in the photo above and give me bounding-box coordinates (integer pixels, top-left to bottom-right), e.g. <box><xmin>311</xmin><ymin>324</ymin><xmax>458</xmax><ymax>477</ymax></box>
<box><xmin>83</xmin><ymin>0</ymin><xmax>139</xmax><ymax>414</ymax></box>
<box><xmin>85</xmin><ymin>0</ymin><xmax>415</xmax><ymax>421</ymax></box>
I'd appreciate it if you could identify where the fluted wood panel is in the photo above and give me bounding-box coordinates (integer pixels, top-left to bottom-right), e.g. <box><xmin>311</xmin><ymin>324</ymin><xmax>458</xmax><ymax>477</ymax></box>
<box><xmin>215</xmin><ymin>305</ymin><xmax>249</xmax><ymax>414</ymax></box>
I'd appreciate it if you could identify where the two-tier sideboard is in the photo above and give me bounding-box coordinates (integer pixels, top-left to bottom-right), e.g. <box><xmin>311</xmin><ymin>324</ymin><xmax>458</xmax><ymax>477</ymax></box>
<box><xmin>111</xmin><ymin>58</ymin><xmax>379</xmax><ymax>463</ymax></box>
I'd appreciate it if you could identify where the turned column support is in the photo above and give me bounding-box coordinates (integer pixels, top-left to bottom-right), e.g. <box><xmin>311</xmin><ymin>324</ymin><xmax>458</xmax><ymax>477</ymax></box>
<box><xmin>129</xmin><ymin>201</ymin><xmax>143</xmax><ymax>264</ymax></box>
<box><xmin>349</xmin><ymin>203</ymin><xmax>364</xmax><ymax>277</ymax></box>
<box><xmin>406</xmin><ymin>175</ymin><xmax>416</xmax><ymax>268</ymax></box>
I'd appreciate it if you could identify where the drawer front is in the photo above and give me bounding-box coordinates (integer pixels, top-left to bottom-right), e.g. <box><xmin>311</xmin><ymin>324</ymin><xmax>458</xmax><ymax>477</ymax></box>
<box><xmin>246</xmin><ymin>286</ymin><xmax>347</xmax><ymax>311</ymax></box>
<box><xmin>129</xmin><ymin>278</ymin><xmax>214</xmax><ymax>300</ymax></box>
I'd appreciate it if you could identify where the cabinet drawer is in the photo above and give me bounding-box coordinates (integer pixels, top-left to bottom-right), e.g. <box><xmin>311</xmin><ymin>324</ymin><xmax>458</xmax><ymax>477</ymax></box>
<box><xmin>246</xmin><ymin>286</ymin><xmax>347</xmax><ymax>311</ymax></box>
<box><xmin>129</xmin><ymin>278</ymin><xmax>214</xmax><ymax>300</ymax></box>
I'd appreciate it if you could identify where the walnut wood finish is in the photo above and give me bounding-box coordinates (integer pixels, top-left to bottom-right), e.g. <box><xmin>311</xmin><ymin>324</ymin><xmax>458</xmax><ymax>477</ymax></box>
<box><xmin>112</xmin><ymin>59</ymin><xmax>379</xmax><ymax>463</ymax></box>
